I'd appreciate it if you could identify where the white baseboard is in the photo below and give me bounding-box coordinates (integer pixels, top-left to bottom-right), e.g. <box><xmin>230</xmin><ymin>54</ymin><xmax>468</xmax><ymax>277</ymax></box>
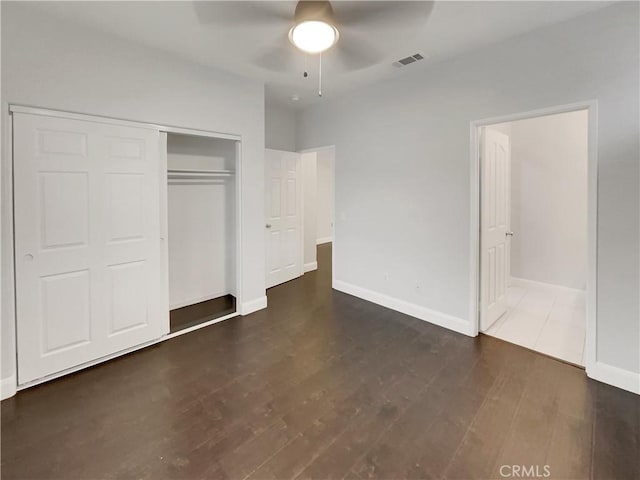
<box><xmin>587</xmin><ymin>361</ymin><xmax>640</xmax><ymax>395</ymax></box>
<box><xmin>510</xmin><ymin>277</ymin><xmax>585</xmax><ymax>294</ymax></box>
<box><xmin>1</xmin><ymin>374</ymin><xmax>17</xmax><ymax>400</ymax></box>
<box><xmin>240</xmin><ymin>296</ymin><xmax>268</xmax><ymax>316</ymax></box>
<box><xmin>304</xmin><ymin>261</ymin><xmax>318</xmax><ymax>273</ymax></box>
<box><xmin>317</xmin><ymin>237</ymin><xmax>332</xmax><ymax>245</ymax></box>
<box><xmin>333</xmin><ymin>280</ymin><xmax>473</xmax><ymax>337</ymax></box>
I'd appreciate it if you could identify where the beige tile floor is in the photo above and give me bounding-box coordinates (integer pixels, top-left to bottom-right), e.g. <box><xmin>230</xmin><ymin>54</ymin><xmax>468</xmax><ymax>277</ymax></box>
<box><xmin>484</xmin><ymin>280</ymin><xmax>586</xmax><ymax>366</ymax></box>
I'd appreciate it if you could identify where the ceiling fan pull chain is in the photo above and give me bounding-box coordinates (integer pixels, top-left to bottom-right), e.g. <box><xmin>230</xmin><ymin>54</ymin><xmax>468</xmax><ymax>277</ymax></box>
<box><xmin>304</xmin><ymin>54</ymin><xmax>308</xmax><ymax>78</ymax></box>
<box><xmin>318</xmin><ymin>53</ymin><xmax>323</xmax><ymax>97</ymax></box>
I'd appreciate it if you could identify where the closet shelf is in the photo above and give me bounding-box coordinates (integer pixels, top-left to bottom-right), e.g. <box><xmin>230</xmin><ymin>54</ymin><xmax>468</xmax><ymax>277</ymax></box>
<box><xmin>168</xmin><ymin>169</ymin><xmax>235</xmax><ymax>179</ymax></box>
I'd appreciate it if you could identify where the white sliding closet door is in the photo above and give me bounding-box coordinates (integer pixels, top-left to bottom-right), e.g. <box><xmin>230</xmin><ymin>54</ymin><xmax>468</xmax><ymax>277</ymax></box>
<box><xmin>265</xmin><ymin>149</ymin><xmax>303</xmax><ymax>288</ymax></box>
<box><xmin>14</xmin><ymin>112</ymin><xmax>167</xmax><ymax>384</ymax></box>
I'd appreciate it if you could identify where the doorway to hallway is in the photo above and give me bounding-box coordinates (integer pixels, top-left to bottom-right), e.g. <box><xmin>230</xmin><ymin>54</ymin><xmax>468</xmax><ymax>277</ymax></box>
<box><xmin>475</xmin><ymin>107</ymin><xmax>593</xmax><ymax>367</ymax></box>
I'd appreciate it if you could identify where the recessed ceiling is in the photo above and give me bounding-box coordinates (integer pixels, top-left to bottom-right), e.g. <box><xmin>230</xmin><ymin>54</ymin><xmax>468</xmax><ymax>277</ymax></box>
<box><xmin>23</xmin><ymin>1</ymin><xmax>613</xmax><ymax>107</ymax></box>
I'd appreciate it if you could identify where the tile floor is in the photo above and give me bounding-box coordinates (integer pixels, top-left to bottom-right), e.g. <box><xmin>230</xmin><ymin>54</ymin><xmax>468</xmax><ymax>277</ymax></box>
<box><xmin>484</xmin><ymin>279</ymin><xmax>586</xmax><ymax>366</ymax></box>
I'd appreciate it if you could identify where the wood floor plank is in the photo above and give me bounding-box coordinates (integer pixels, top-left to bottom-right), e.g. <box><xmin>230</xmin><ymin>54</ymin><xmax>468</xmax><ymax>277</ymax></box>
<box><xmin>442</xmin><ymin>364</ymin><xmax>531</xmax><ymax>479</ymax></box>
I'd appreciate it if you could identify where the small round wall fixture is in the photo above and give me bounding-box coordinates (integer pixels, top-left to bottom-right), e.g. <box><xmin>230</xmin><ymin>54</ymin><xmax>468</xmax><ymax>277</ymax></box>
<box><xmin>289</xmin><ymin>1</ymin><xmax>339</xmax><ymax>54</ymax></box>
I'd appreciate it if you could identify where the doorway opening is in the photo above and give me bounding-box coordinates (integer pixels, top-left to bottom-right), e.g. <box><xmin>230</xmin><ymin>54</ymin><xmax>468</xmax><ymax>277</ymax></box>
<box><xmin>472</xmin><ymin>103</ymin><xmax>596</xmax><ymax>368</ymax></box>
<box><xmin>263</xmin><ymin>145</ymin><xmax>335</xmax><ymax>291</ymax></box>
<box><xmin>300</xmin><ymin>146</ymin><xmax>335</xmax><ymax>280</ymax></box>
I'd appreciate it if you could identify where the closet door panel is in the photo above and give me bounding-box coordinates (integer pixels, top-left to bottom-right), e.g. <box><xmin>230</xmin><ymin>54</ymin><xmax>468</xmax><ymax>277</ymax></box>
<box><xmin>14</xmin><ymin>114</ymin><xmax>98</xmax><ymax>384</ymax></box>
<box><xmin>14</xmin><ymin>113</ymin><xmax>166</xmax><ymax>385</ymax></box>
<box><xmin>101</xmin><ymin>123</ymin><xmax>165</xmax><ymax>352</ymax></box>
<box><xmin>102</xmin><ymin>125</ymin><xmax>168</xmax><ymax>352</ymax></box>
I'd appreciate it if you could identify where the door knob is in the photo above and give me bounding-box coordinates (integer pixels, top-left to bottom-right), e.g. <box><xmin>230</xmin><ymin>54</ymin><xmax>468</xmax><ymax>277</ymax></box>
<box><xmin>265</xmin><ymin>224</ymin><xmax>272</xmax><ymax>229</ymax></box>
<box><xmin>506</xmin><ymin>231</ymin><xmax>515</xmax><ymax>237</ymax></box>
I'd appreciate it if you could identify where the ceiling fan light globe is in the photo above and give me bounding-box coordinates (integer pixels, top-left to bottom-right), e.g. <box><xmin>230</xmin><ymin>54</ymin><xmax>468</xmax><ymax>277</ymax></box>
<box><xmin>289</xmin><ymin>21</ymin><xmax>338</xmax><ymax>54</ymax></box>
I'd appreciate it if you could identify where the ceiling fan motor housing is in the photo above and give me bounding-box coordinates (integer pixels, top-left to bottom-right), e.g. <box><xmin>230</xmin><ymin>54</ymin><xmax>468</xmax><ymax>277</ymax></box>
<box><xmin>294</xmin><ymin>1</ymin><xmax>337</xmax><ymax>25</ymax></box>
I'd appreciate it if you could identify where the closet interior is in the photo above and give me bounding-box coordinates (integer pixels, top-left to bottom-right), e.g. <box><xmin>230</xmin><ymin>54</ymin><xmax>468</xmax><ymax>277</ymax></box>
<box><xmin>167</xmin><ymin>133</ymin><xmax>237</xmax><ymax>333</ymax></box>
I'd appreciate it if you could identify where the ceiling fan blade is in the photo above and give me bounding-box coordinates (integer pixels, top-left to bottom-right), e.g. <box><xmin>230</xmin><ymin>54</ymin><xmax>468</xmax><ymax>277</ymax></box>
<box><xmin>193</xmin><ymin>1</ymin><xmax>294</xmax><ymax>27</ymax></box>
<box><xmin>329</xmin><ymin>32</ymin><xmax>381</xmax><ymax>71</ymax></box>
<box><xmin>334</xmin><ymin>1</ymin><xmax>435</xmax><ymax>30</ymax></box>
<box><xmin>254</xmin><ymin>39</ymin><xmax>303</xmax><ymax>73</ymax></box>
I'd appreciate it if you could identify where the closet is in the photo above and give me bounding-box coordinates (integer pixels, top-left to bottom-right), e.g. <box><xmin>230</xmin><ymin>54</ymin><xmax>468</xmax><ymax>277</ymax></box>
<box><xmin>166</xmin><ymin>133</ymin><xmax>237</xmax><ymax>333</ymax></box>
<box><xmin>11</xmin><ymin>106</ymin><xmax>241</xmax><ymax>386</ymax></box>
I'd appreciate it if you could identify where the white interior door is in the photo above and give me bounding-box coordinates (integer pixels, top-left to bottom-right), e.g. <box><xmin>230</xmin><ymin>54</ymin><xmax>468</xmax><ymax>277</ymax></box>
<box><xmin>14</xmin><ymin>112</ymin><xmax>167</xmax><ymax>384</ymax></box>
<box><xmin>480</xmin><ymin>127</ymin><xmax>511</xmax><ymax>331</ymax></box>
<box><xmin>265</xmin><ymin>149</ymin><xmax>303</xmax><ymax>288</ymax></box>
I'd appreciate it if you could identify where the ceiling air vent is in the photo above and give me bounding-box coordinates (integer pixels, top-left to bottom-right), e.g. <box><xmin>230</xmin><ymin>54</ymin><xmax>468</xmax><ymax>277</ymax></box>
<box><xmin>393</xmin><ymin>53</ymin><xmax>425</xmax><ymax>68</ymax></box>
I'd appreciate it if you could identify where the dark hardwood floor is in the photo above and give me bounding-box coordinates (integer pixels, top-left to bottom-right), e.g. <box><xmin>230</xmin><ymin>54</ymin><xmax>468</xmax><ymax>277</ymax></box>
<box><xmin>2</xmin><ymin>244</ymin><xmax>639</xmax><ymax>479</ymax></box>
<box><xmin>170</xmin><ymin>295</ymin><xmax>237</xmax><ymax>333</ymax></box>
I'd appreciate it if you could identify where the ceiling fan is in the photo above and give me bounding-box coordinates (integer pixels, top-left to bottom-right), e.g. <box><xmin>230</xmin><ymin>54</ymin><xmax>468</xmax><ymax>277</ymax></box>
<box><xmin>194</xmin><ymin>1</ymin><xmax>434</xmax><ymax>97</ymax></box>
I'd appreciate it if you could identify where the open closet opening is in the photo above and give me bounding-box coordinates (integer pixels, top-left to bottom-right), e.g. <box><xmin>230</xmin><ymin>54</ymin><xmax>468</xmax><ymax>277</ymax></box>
<box><xmin>167</xmin><ymin>133</ymin><xmax>238</xmax><ymax>333</ymax></box>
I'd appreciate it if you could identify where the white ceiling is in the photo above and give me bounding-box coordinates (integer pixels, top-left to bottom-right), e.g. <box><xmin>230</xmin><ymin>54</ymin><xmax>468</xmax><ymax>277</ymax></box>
<box><xmin>27</xmin><ymin>1</ymin><xmax>613</xmax><ymax>107</ymax></box>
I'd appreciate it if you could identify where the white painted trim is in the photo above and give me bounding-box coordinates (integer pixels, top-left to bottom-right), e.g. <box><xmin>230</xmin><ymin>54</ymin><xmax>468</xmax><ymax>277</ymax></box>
<box><xmin>510</xmin><ymin>277</ymin><xmax>585</xmax><ymax>295</ymax></box>
<box><xmin>301</xmin><ymin>149</ymin><xmax>307</xmax><ymax>277</ymax></box>
<box><xmin>1</xmin><ymin>375</ymin><xmax>17</xmax><ymax>400</ymax></box>
<box><xmin>587</xmin><ymin>361</ymin><xmax>640</xmax><ymax>395</ymax></box>
<box><xmin>235</xmin><ymin>140</ymin><xmax>244</xmax><ymax>306</ymax></box>
<box><xmin>164</xmin><ymin>312</ymin><xmax>240</xmax><ymax>340</ymax></box>
<box><xmin>160</xmin><ymin>125</ymin><xmax>240</xmax><ymax>141</ymax></box>
<box><xmin>239</xmin><ymin>296</ymin><xmax>268</xmax><ymax>316</ymax></box>
<box><xmin>333</xmin><ymin>280</ymin><xmax>473</xmax><ymax>336</ymax></box>
<box><xmin>316</xmin><ymin>236</ymin><xmax>332</xmax><ymax>245</ymax></box>
<box><xmin>299</xmin><ymin>151</ymin><xmax>306</xmax><ymax>279</ymax></box>
<box><xmin>9</xmin><ymin>105</ymin><xmax>242</xmax><ymax>140</ymax></box>
<box><xmin>584</xmin><ymin>102</ymin><xmax>598</xmax><ymax>377</ymax></box>
<box><xmin>470</xmin><ymin>100</ymin><xmax>598</xmax><ymax>380</ymax></box>
<box><xmin>158</xmin><ymin>132</ymin><xmax>170</xmax><ymax>335</ymax></box>
<box><xmin>304</xmin><ymin>261</ymin><xmax>318</xmax><ymax>273</ymax></box>
<box><xmin>298</xmin><ymin>145</ymin><xmax>336</xmax><ymax>154</ymax></box>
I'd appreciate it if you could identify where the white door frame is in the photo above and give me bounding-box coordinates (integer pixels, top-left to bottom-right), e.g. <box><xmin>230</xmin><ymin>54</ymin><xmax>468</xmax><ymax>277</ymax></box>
<box><xmin>5</xmin><ymin>105</ymin><xmax>245</xmax><ymax>393</ymax></box>
<box><xmin>469</xmin><ymin>100</ymin><xmax>598</xmax><ymax>373</ymax></box>
<box><xmin>298</xmin><ymin>145</ymin><xmax>336</xmax><ymax>286</ymax></box>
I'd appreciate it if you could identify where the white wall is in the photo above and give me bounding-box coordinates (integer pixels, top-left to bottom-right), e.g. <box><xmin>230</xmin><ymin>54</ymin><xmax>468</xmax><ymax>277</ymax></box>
<box><xmin>316</xmin><ymin>148</ymin><xmax>335</xmax><ymax>243</ymax></box>
<box><xmin>1</xmin><ymin>4</ymin><xmax>266</xmax><ymax>389</ymax></box>
<box><xmin>302</xmin><ymin>152</ymin><xmax>318</xmax><ymax>269</ymax></box>
<box><xmin>506</xmin><ymin>110</ymin><xmax>588</xmax><ymax>290</ymax></box>
<box><xmin>265</xmin><ymin>97</ymin><xmax>297</xmax><ymax>152</ymax></box>
<box><xmin>297</xmin><ymin>3</ymin><xmax>639</xmax><ymax>384</ymax></box>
